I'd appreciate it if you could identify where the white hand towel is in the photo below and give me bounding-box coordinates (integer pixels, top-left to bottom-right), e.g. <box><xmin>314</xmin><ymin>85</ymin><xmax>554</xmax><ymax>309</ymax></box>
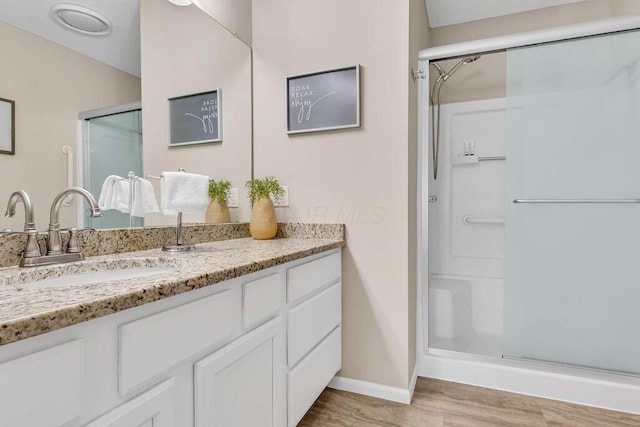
<box><xmin>98</xmin><ymin>175</ymin><xmax>122</xmax><ymax>210</ymax></box>
<box><xmin>114</xmin><ymin>180</ymin><xmax>132</xmax><ymax>213</ymax></box>
<box><xmin>161</xmin><ymin>171</ymin><xmax>209</xmax><ymax>215</ymax></box>
<box><xmin>131</xmin><ymin>178</ymin><xmax>159</xmax><ymax>217</ymax></box>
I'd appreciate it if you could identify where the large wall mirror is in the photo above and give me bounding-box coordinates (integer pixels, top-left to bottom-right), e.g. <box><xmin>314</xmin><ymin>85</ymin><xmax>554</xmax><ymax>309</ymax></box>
<box><xmin>0</xmin><ymin>0</ymin><xmax>252</xmax><ymax>232</ymax></box>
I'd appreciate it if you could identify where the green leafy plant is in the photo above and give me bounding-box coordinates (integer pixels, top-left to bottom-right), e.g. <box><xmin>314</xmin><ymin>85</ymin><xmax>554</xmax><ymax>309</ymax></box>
<box><xmin>208</xmin><ymin>180</ymin><xmax>232</xmax><ymax>203</ymax></box>
<box><xmin>246</xmin><ymin>176</ymin><xmax>285</xmax><ymax>205</ymax></box>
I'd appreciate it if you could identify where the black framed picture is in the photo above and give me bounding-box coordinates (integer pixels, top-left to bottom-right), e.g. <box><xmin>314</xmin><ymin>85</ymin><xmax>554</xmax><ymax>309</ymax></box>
<box><xmin>0</xmin><ymin>97</ymin><xmax>15</xmax><ymax>155</ymax></box>
<box><xmin>168</xmin><ymin>89</ymin><xmax>222</xmax><ymax>146</ymax></box>
<box><xmin>286</xmin><ymin>65</ymin><xmax>360</xmax><ymax>134</ymax></box>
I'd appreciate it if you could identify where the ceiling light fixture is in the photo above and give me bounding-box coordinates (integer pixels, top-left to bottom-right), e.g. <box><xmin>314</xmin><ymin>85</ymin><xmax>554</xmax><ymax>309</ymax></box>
<box><xmin>168</xmin><ymin>0</ymin><xmax>193</xmax><ymax>6</ymax></box>
<box><xmin>51</xmin><ymin>4</ymin><xmax>111</xmax><ymax>36</ymax></box>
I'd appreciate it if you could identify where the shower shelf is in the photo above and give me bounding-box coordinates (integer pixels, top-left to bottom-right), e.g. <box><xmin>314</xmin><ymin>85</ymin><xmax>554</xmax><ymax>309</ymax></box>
<box><xmin>453</xmin><ymin>155</ymin><xmax>506</xmax><ymax>166</ymax></box>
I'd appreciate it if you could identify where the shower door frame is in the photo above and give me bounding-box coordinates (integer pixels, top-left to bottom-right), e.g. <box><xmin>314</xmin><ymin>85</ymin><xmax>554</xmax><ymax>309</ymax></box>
<box><xmin>76</xmin><ymin>102</ymin><xmax>142</xmax><ymax>229</ymax></box>
<box><xmin>417</xmin><ymin>15</ymin><xmax>640</xmax><ymax>415</ymax></box>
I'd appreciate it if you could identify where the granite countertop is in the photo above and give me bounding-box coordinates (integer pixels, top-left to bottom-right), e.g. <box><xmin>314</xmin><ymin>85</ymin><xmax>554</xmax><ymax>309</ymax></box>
<box><xmin>0</xmin><ymin>237</ymin><xmax>344</xmax><ymax>346</ymax></box>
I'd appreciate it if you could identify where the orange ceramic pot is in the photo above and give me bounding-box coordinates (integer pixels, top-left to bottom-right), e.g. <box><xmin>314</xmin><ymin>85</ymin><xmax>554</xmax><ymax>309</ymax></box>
<box><xmin>205</xmin><ymin>198</ymin><xmax>231</xmax><ymax>223</ymax></box>
<box><xmin>250</xmin><ymin>197</ymin><xmax>277</xmax><ymax>239</ymax></box>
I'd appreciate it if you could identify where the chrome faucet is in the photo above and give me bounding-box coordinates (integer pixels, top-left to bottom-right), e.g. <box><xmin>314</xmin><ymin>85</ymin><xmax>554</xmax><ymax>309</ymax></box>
<box><xmin>5</xmin><ymin>190</ymin><xmax>36</xmax><ymax>231</ymax></box>
<box><xmin>4</xmin><ymin>190</ymin><xmax>41</xmax><ymax>259</ymax></box>
<box><xmin>47</xmin><ymin>187</ymin><xmax>102</xmax><ymax>255</ymax></box>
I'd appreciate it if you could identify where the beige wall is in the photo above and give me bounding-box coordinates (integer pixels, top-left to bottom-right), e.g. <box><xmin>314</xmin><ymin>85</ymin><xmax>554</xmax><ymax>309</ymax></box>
<box><xmin>140</xmin><ymin>0</ymin><xmax>252</xmax><ymax>225</ymax></box>
<box><xmin>0</xmin><ymin>21</ymin><xmax>140</xmax><ymax>231</ymax></box>
<box><xmin>408</xmin><ymin>0</ymin><xmax>430</xmax><ymax>382</ymax></box>
<box><xmin>428</xmin><ymin>0</ymin><xmax>640</xmax><ymax>105</ymax></box>
<box><xmin>193</xmin><ymin>0</ymin><xmax>252</xmax><ymax>47</ymax></box>
<box><xmin>253</xmin><ymin>0</ymin><xmax>424</xmax><ymax>389</ymax></box>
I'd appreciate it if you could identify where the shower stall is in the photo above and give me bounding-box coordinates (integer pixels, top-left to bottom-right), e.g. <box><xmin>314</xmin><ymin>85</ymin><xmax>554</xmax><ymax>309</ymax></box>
<box><xmin>418</xmin><ymin>16</ymin><xmax>640</xmax><ymax>414</ymax></box>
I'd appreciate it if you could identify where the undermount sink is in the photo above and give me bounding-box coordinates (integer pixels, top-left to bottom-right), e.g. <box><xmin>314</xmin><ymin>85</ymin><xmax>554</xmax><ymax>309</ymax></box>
<box><xmin>0</xmin><ymin>257</ymin><xmax>183</xmax><ymax>289</ymax></box>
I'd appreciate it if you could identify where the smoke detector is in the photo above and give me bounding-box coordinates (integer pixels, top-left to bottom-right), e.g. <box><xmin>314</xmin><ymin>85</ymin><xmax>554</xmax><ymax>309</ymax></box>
<box><xmin>51</xmin><ymin>4</ymin><xmax>111</xmax><ymax>36</ymax></box>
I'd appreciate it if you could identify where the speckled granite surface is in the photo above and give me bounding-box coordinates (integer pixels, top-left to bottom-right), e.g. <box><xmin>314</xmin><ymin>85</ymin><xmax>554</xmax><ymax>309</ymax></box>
<box><xmin>0</xmin><ymin>223</ymin><xmax>251</xmax><ymax>268</ymax></box>
<box><xmin>0</xmin><ymin>223</ymin><xmax>345</xmax><ymax>268</ymax></box>
<box><xmin>276</xmin><ymin>223</ymin><xmax>344</xmax><ymax>240</ymax></box>
<box><xmin>0</xmin><ymin>237</ymin><xmax>344</xmax><ymax>346</ymax></box>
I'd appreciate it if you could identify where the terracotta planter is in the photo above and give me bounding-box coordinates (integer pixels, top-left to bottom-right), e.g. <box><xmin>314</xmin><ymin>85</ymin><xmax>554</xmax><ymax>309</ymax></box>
<box><xmin>250</xmin><ymin>197</ymin><xmax>277</xmax><ymax>240</ymax></box>
<box><xmin>205</xmin><ymin>198</ymin><xmax>231</xmax><ymax>223</ymax></box>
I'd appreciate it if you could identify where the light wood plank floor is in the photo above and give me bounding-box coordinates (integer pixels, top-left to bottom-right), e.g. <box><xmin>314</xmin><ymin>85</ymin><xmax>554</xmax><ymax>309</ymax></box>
<box><xmin>300</xmin><ymin>378</ymin><xmax>640</xmax><ymax>426</ymax></box>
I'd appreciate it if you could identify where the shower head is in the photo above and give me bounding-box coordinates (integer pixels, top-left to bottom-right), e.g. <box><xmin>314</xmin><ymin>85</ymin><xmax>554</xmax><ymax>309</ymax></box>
<box><xmin>442</xmin><ymin>55</ymin><xmax>481</xmax><ymax>81</ymax></box>
<box><xmin>429</xmin><ymin>54</ymin><xmax>481</xmax><ymax>180</ymax></box>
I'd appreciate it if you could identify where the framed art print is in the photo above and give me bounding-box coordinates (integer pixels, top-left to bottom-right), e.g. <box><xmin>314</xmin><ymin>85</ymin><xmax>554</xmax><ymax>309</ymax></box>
<box><xmin>286</xmin><ymin>65</ymin><xmax>360</xmax><ymax>134</ymax></box>
<box><xmin>0</xmin><ymin>97</ymin><xmax>15</xmax><ymax>155</ymax></box>
<box><xmin>168</xmin><ymin>90</ymin><xmax>222</xmax><ymax>146</ymax></box>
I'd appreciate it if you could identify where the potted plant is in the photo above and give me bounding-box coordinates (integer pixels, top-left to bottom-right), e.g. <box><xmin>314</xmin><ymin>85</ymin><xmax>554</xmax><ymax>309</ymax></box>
<box><xmin>246</xmin><ymin>176</ymin><xmax>285</xmax><ymax>240</ymax></box>
<box><xmin>206</xmin><ymin>179</ymin><xmax>232</xmax><ymax>223</ymax></box>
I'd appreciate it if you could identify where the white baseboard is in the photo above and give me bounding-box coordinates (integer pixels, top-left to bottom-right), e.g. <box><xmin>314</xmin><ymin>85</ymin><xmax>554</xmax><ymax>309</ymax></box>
<box><xmin>328</xmin><ymin>364</ymin><xmax>418</xmax><ymax>405</ymax></box>
<box><xmin>409</xmin><ymin>364</ymin><xmax>418</xmax><ymax>399</ymax></box>
<box><xmin>419</xmin><ymin>353</ymin><xmax>640</xmax><ymax>415</ymax></box>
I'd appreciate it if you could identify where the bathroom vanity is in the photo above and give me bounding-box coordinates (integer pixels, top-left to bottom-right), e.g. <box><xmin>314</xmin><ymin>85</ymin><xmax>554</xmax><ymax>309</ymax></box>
<box><xmin>0</xmin><ymin>229</ymin><xmax>343</xmax><ymax>427</ymax></box>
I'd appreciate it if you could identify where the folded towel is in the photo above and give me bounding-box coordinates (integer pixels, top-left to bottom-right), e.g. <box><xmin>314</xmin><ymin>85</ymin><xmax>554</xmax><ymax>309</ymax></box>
<box><xmin>131</xmin><ymin>178</ymin><xmax>159</xmax><ymax>217</ymax></box>
<box><xmin>98</xmin><ymin>175</ymin><xmax>124</xmax><ymax>211</ymax></box>
<box><xmin>161</xmin><ymin>171</ymin><xmax>209</xmax><ymax>215</ymax></box>
<box><xmin>99</xmin><ymin>175</ymin><xmax>160</xmax><ymax>216</ymax></box>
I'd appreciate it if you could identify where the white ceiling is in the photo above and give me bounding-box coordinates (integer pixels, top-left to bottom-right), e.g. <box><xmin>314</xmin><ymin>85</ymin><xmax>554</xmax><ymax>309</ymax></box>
<box><xmin>0</xmin><ymin>0</ymin><xmax>140</xmax><ymax>77</ymax></box>
<box><xmin>425</xmin><ymin>0</ymin><xmax>586</xmax><ymax>28</ymax></box>
<box><xmin>0</xmin><ymin>0</ymin><xmax>592</xmax><ymax>75</ymax></box>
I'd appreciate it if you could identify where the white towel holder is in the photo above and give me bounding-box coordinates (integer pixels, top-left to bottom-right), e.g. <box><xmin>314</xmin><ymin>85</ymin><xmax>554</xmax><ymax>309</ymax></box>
<box><xmin>62</xmin><ymin>146</ymin><xmax>74</xmax><ymax>207</ymax></box>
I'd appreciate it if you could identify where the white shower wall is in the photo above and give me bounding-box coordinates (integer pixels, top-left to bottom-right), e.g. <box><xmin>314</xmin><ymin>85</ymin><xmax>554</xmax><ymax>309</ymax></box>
<box><xmin>428</xmin><ymin>97</ymin><xmax>506</xmax><ymax>357</ymax></box>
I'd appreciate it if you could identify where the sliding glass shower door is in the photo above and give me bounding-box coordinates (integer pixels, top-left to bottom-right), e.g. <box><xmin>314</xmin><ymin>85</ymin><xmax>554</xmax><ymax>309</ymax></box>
<box><xmin>84</xmin><ymin>109</ymin><xmax>143</xmax><ymax>229</ymax></box>
<box><xmin>504</xmin><ymin>29</ymin><xmax>640</xmax><ymax>374</ymax></box>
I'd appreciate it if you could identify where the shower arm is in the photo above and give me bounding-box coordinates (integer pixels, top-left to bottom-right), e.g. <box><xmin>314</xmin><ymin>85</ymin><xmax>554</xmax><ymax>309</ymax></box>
<box><xmin>429</xmin><ymin>56</ymin><xmax>481</xmax><ymax>181</ymax></box>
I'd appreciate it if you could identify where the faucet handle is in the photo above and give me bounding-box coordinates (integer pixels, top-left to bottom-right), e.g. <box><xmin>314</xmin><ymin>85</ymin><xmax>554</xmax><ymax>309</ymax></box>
<box><xmin>66</xmin><ymin>228</ymin><xmax>81</xmax><ymax>254</ymax></box>
<box><xmin>0</xmin><ymin>229</ymin><xmax>41</xmax><ymax>258</ymax></box>
<box><xmin>61</xmin><ymin>227</ymin><xmax>95</xmax><ymax>254</ymax></box>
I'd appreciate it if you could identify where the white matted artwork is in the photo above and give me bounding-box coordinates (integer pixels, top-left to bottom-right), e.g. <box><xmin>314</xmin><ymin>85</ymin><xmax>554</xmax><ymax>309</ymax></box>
<box><xmin>0</xmin><ymin>97</ymin><xmax>15</xmax><ymax>155</ymax></box>
<box><xmin>168</xmin><ymin>90</ymin><xmax>222</xmax><ymax>147</ymax></box>
<box><xmin>286</xmin><ymin>65</ymin><xmax>360</xmax><ymax>134</ymax></box>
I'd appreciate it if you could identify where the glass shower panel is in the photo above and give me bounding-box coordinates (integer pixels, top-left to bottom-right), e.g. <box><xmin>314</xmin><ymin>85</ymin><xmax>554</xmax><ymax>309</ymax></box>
<box><xmin>504</xmin><ymin>29</ymin><xmax>640</xmax><ymax>375</ymax></box>
<box><xmin>85</xmin><ymin>110</ymin><xmax>143</xmax><ymax>229</ymax></box>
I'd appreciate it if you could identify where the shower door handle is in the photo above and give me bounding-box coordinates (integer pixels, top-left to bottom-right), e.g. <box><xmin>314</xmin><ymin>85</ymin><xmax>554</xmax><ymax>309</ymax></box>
<box><xmin>513</xmin><ymin>199</ymin><xmax>640</xmax><ymax>204</ymax></box>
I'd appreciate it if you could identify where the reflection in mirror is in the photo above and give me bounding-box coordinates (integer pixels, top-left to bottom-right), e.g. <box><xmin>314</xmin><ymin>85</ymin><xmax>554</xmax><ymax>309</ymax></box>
<box><xmin>0</xmin><ymin>0</ymin><xmax>252</xmax><ymax>232</ymax></box>
<box><xmin>82</xmin><ymin>105</ymin><xmax>144</xmax><ymax>229</ymax></box>
<box><xmin>192</xmin><ymin>0</ymin><xmax>252</xmax><ymax>48</ymax></box>
<box><xmin>0</xmin><ymin>0</ymin><xmax>141</xmax><ymax>232</ymax></box>
<box><xmin>140</xmin><ymin>0</ymin><xmax>252</xmax><ymax>226</ymax></box>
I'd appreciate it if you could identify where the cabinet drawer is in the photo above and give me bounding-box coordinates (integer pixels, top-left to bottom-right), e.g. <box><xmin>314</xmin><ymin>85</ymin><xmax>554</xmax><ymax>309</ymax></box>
<box><xmin>288</xmin><ymin>326</ymin><xmax>341</xmax><ymax>427</ymax></box>
<box><xmin>0</xmin><ymin>339</ymin><xmax>84</xmax><ymax>427</ymax></box>
<box><xmin>287</xmin><ymin>251</ymin><xmax>340</xmax><ymax>305</ymax></box>
<box><xmin>119</xmin><ymin>291</ymin><xmax>233</xmax><ymax>394</ymax></box>
<box><xmin>243</xmin><ymin>273</ymin><xmax>282</xmax><ymax>330</ymax></box>
<box><xmin>288</xmin><ymin>282</ymin><xmax>341</xmax><ymax>367</ymax></box>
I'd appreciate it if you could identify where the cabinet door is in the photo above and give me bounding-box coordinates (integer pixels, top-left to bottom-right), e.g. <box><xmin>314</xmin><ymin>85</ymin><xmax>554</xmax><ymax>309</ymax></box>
<box><xmin>195</xmin><ymin>317</ymin><xmax>285</xmax><ymax>427</ymax></box>
<box><xmin>0</xmin><ymin>339</ymin><xmax>84</xmax><ymax>427</ymax></box>
<box><xmin>86</xmin><ymin>379</ymin><xmax>174</xmax><ymax>427</ymax></box>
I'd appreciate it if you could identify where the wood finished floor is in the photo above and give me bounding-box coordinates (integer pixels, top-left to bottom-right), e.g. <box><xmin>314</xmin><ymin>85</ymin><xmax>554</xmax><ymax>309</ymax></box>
<box><xmin>299</xmin><ymin>378</ymin><xmax>640</xmax><ymax>426</ymax></box>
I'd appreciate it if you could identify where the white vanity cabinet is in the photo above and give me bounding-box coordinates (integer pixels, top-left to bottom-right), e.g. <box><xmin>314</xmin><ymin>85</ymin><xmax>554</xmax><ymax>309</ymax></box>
<box><xmin>0</xmin><ymin>248</ymin><xmax>341</xmax><ymax>427</ymax></box>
